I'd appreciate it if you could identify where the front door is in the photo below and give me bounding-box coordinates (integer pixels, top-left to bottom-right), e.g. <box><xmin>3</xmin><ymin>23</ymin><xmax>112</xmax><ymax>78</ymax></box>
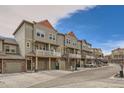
<box><xmin>27</xmin><ymin>60</ymin><xmax>32</xmax><ymax>71</ymax></box>
<box><xmin>0</xmin><ymin>59</ymin><xmax>2</xmax><ymax>73</ymax></box>
<box><xmin>55</xmin><ymin>62</ymin><xmax>59</xmax><ymax>70</ymax></box>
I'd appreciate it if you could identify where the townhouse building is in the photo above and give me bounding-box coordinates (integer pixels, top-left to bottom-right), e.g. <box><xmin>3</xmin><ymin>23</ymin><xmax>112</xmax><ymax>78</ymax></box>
<box><xmin>111</xmin><ymin>48</ymin><xmax>124</xmax><ymax>63</ymax></box>
<box><xmin>0</xmin><ymin>36</ymin><xmax>25</xmax><ymax>73</ymax></box>
<box><xmin>0</xmin><ymin>19</ymin><xmax>104</xmax><ymax>73</ymax></box>
<box><xmin>79</xmin><ymin>40</ymin><xmax>95</xmax><ymax>66</ymax></box>
<box><xmin>92</xmin><ymin>48</ymin><xmax>103</xmax><ymax>58</ymax></box>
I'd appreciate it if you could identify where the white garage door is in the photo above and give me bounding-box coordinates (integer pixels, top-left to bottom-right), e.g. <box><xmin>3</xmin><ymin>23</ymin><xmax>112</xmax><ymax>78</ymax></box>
<box><xmin>6</xmin><ymin>62</ymin><xmax>22</xmax><ymax>73</ymax></box>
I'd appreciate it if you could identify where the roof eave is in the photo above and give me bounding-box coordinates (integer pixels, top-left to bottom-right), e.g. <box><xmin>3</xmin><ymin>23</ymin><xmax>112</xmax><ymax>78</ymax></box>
<box><xmin>13</xmin><ymin>20</ymin><xmax>33</xmax><ymax>35</ymax></box>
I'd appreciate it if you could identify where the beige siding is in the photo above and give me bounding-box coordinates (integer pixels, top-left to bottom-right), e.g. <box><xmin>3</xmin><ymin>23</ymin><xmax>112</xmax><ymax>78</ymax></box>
<box><xmin>25</xmin><ymin>23</ymin><xmax>34</xmax><ymax>54</ymax></box>
<box><xmin>14</xmin><ymin>23</ymin><xmax>26</xmax><ymax>57</ymax></box>
<box><xmin>65</xmin><ymin>35</ymin><xmax>78</xmax><ymax>49</ymax></box>
<box><xmin>57</xmin><ymin>34</ymin><xmax>64</xmax><ymax>46</ymax></box>
<box><xmin>0</xmin><ymin>40</ymin><xmax>3</xmax><ymax>53</ymax></box>
<box><xmin>4</xmin><ymin>44</ymin><xmax>17</xmax><ymax>54</ymax></box>
<box><xmin>56</xmin><ymin>34</ymin><xmax>65</xmax><ymax>53</ymax></box>
<box><xmin>34</xmin><ymin>24</ymin><xmax>57</xmax><ymax>45</ymax></box>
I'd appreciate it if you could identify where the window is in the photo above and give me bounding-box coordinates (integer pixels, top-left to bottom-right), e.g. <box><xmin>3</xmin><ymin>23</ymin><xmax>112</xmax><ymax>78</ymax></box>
<box><xmin>53</xmin><ymin>35</ymin><xmax>56</xmax><ymax>40</ymax></box>
<box><xmin>36</xmin><ymin>29</ymin><xmax>45</xmax><ymax>38</ymax></box>
<box><xmin>6</xmin><ymin>49</ymin><xmax>10</xmax><ymax>52</ymax></box>
<box><xmin>49</xmin><ymin>34</ymin><xmax>56</xmax><ymax>40</ymax></box>
<box><xmin>41</xmin><ymin>34</ymin><xmax>44</xmax><ymax>38</ymax></box>
<box><xmin>5</xmin><ymin>46</ymin><xmax>10</xmax><ymax>53</ymax></box>
<box><xmin>37</xmin><ymin>32</ymin><xmax>40</xmax><ymax>37</ymax></box>
<box><xmin>26</xmin><ymin>42</ymin><xmax>30</xmax><ymax>48</ymax></box>
<box><xmin>66</xmin><ymin>39</ymin><xmax>69</xmax><ymax>44</ymax></box>
<box><xmin>11</xmin><ymin>49</ymin><xmax>15</xmax><ymax>53</ymax></box>
<box><xmin>49</xmin><ymin>34</ymin><xmax>52</xmax><ymax>40</ymax></box>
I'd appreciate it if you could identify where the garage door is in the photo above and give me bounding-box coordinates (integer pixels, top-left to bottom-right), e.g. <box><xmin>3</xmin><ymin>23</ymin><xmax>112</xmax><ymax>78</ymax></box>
<box><xmin>6</xmin><ymin>62</ymin><xmax>22</xmax><ymax>73</ymax></box>
<box><xmin>38</xmin><ymin>59</ymin><xmax>48</xmax><ymax>70</ymax></box>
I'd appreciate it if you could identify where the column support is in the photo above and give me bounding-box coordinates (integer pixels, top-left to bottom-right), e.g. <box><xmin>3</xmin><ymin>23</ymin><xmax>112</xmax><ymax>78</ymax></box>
<box><xmin>2</xmin><ymin>59</ymin><xmax>3</xmax><ymax>74</ymax></box>
<box><xmin>35</xmin><ymin>57</ymin><xmax>38</xmax><ymax>72</ymax></box>
<box><xmin>49</xmin><ymin>58</ymin><xmax>51</xmax><ymax>70</ymax></box>
<box><xmin>48</xmin><ymin>43</ymin><xmax>51</xmax><ymax>51</ymax></box>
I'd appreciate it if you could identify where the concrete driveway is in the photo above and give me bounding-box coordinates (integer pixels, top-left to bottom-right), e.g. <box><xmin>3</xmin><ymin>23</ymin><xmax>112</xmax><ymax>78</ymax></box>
<box><xmin>0</xmin><ymin>70</ymin><xmax>71</xmax><ymax>88</ymax></box>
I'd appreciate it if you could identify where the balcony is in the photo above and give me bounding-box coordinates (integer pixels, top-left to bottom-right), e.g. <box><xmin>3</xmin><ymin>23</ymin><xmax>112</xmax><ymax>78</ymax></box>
<box><xmin>68</xmin><ymin>53</ymin><xmax>81</xmax><ymax>59</ymax></box>
<box><xmin>86</xmin><ymin>55</ymin><xmax>95</xmax><ymax>59</ymax></box>
<box><xmin>36</xmin><ymin>50</ymin><xmax>61</xmax><ymax>58</ymax></box>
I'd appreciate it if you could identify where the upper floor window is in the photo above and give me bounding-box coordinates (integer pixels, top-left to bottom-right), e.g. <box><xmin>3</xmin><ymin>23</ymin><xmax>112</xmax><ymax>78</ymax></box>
<box><xmin>66</xmin><ymin>38</ymin><xmax>71</xmax><ymax>44</ymax></box>
<box><xmin>11</xmin><ymin>49</ymin><xmax>15</xmax><ymax>53</ymax></box>
<box><xmin>41</xmin><ymin>34</ymin><xmax>44</xmax><ymax>38</ymax></box>
<box><xmin>36</xmin><ymin>29</ymin><xmax>45</xmax><ymax>38</ymax></box>
<box><xmin>53</xmin><ymin>35</ymin><xmax>56</xmax><ymax>40</ymax></box>
<box><xmin>73</xmin><ymin>42</ymin><xmax>76</xmax><ymax>46</ymax></box>
<box><xmin>5</xmin><ymin>46</ymin><xmax>10</xmax><ymax>53</ymax></box>
<box><xmin>49</xmin><ymin>34</ymin><xmax>56</xmax><ymax>40</ymax></box>
<box><xmin>37</xmin><ymin>32</ymin><xmax>40</xmax><ymax>37</ymax></box>
<box><xmin>49</xmin><ymin>34</ymin><xmax>52</xmax><ymax>40</ymax></box>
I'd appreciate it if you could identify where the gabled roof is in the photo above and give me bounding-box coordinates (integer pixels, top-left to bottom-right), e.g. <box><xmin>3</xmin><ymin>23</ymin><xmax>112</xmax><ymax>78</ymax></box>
<box><xmin>37</xmin><ymin>20</ymin><xmax>54</xmax><ymax>29</ymax></box>
<box><xmin>112</xmin><ymin>48</ymin><xmax>124</xmax><ymax>52</ymax></box>
<box><xmin>82</xmin><ymin>39</ymin><xmax>92</xmax><ymax>46</ymax></box>
<box><xmin>57</xmin><ymin>32</ymin><xmax>65</xmax><ymax>36</ymax></box>
<box><xmin>13</xmin><ymin>19</ymin><xmax>57</xmax><ymax>35</ymax></box>
<box><xmin>13</xmin><ymin>20</ymin><xmax>33</xmax><ymax>35</ymax></box>
<box><xmin>66</xmin><ymin>31</ymin><xmax>77</xmax><ymax>39</ymax></box>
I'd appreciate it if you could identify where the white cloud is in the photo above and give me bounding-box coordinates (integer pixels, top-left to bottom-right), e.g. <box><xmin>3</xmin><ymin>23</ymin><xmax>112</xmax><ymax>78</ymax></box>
<box><xmin>99</xmin><ymin>40</ymin><xmax>124</xmax><ymax>55</ymax></box>
<box><xmin>0</xmin><ymin>5</ymin><xmax>95</xmax><ymax>37</ymax></box>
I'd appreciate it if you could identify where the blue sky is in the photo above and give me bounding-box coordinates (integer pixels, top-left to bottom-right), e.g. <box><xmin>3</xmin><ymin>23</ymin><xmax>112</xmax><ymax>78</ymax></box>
<box><xmin>55</xmin><ymin>5</ymin><xmax>124</xmax><ymax>55</ymax></box>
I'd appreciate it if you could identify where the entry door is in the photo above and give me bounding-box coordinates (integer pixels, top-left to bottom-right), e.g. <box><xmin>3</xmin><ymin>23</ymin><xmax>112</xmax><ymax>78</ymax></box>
<box><xmin>55</xmin><ymin>62</ymin><xmax>59</xmax><ymax>70</ymax></box>
<box><xmin>27</xmin><ymin>60</ymin><xmax>32</xmax><ymax>71</ymax></box>
<box><xmin>0</xmin><ymin>59</ymin><xmax>2</xmax><ymax>73</ymax></box>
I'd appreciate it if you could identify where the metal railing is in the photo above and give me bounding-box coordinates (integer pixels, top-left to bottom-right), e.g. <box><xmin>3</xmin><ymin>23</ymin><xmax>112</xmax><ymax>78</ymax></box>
<box><xmin>68</xmin><ymin>53</ymin><xmax>81</xmax><ymax>58</ymax></box>
<box><xmin>36</xmin><ymin>50</ymin><xmax>61</xmax><ymax>57</ymax></box>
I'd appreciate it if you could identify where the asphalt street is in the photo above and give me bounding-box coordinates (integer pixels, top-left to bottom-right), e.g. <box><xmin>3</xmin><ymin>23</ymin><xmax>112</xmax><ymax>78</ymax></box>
<box><xmin>31</xmin><ymin>64</ymin><xmax>124</xmax><ymax>88</ymax></box>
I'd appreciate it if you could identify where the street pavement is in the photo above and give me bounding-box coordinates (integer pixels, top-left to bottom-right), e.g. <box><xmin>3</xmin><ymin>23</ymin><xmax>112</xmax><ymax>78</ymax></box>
<box><xmin>31</xmin><ymin>64</ymin><xmax>124</xmax><ymax>88</ymax></box>
<box><xmin>0</xmin><ymin>64</ymin><xmax>123</xmax><ymax>88</ymax></box>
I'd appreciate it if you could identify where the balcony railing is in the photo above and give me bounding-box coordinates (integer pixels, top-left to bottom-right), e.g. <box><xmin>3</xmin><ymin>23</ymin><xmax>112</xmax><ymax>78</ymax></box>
<box><xmin>86</xmin><ymin>55</ymin><xmax>95</xmax><ymax>59</ymax></box>
<box><xmin>36</xmin><ymin>50</ymin><xmax>61</xmax><ymax>57</ymax></box>
<box><xmin>68</xmin><ymin>53</ymin><xmax>81</xmax><ymax>58</ymax></box>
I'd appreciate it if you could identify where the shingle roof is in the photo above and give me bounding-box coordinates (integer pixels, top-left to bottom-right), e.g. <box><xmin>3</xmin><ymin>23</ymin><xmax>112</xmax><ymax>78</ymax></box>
<box><xmin>0</xmin><ymin>35</ymin><xmax>17</xmax><ymax>45</ymax></box>
<box><xmin>0</xmin><ymin>54</ymin><xmax>24</xmax><ymax>59</ymax></box>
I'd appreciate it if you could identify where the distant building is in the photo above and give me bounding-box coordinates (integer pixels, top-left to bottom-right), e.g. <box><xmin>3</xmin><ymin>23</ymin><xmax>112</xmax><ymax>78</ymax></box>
<box><xmin>111</xmin><ymin>48</ymin><xmax>124</xmax><ymax>63</ymax></box>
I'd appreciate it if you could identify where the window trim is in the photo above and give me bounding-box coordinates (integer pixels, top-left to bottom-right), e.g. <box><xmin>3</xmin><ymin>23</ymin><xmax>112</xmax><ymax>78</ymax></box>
<box><xmin>26</xmin><ymin>42</ymin><xmax>31</xmax><ymax>48</ymax></box>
